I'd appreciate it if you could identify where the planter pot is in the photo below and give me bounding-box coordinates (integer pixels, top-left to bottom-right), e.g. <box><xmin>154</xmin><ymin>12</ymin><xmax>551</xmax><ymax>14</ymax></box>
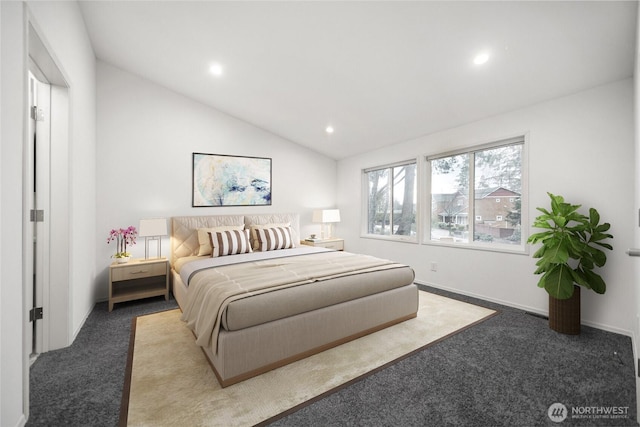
<box><xmin>549</xmin><ymin>285</ymin><xmax>580</xmax><ymax>335</ymax></box>
<box><xmin>116</xmin><ymin>256</ymin><xmax>130</xmax><ymax>264</ymax></box>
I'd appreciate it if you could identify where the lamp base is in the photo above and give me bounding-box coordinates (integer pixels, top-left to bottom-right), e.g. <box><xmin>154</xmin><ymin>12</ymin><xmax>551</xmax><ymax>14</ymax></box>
<box><xmin>143</xmin><ymin>237</ymin><xmax>163</xmax><ymax>261</ymax></box>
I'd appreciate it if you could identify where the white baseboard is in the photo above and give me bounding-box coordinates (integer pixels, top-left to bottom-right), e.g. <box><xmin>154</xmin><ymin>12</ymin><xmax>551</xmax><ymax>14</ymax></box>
<box><xmin>415</xmin><ymin>280</ymin><xmax>634</xmax><ymax>338</ymax></box>
<box><xmin>71</xmin><ymin>302</ymin><xmax>95</xmax><ymax>344</ymax></box>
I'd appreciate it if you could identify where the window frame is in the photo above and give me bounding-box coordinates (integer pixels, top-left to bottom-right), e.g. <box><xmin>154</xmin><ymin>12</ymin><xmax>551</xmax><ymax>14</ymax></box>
<box><xmin>361</xmin><ymin>158</ymin><xmax>419</xmax><ymax>243</ymax></box>
<box><xmin>424</xmin><ymin>135</ymin><xmax>528</xmax><ymax>254</ymax></box>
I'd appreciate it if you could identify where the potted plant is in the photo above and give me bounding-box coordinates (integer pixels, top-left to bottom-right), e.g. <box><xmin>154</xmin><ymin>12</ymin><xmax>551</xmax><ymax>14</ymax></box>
<box><xmin>527</xmin><ymin>193</ymin><xmax>613</xmax><ymax>334</ymax></box>
<box><xmin>107</xmin><ymin>226</ymin><xmax>138</xmax><ymax>263</ymax></box>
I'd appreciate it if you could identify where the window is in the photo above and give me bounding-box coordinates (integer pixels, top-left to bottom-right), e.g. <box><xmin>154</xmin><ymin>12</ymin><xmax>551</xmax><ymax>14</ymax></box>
<box><xmin>364</xmin><ymin>160</ymin><xmax>417</xmax><ymax>241</ymax></box>
<box><xmin>427</xmin><ymin>136</ymin><xmax>525</xmax><ymax>250</ymax></box>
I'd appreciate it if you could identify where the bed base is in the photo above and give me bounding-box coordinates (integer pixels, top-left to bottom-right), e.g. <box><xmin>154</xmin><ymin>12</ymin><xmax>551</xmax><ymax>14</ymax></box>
<box><xmin>206</xmin><ymin>284</ymin><xmax>417</xmax><ymax>387</ymax></box>
<box><xmin>173</xmin><ymin>271</ymin><xmax>418</xmax><ymax>387</ymax></box>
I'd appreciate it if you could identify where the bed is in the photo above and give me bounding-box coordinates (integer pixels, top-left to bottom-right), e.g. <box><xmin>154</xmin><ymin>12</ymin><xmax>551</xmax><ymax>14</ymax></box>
<box><xmin>171</xmin><ymin>213</ymin><xmax>418</xmax><ymax>387</ymax></box>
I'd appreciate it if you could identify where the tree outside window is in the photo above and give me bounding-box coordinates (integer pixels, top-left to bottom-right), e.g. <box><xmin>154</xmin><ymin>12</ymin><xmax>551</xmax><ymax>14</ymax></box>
<box><xmin>366</xmin><ymin>162</ymin><xmax>417</xmax><ymax>240</ymax></box>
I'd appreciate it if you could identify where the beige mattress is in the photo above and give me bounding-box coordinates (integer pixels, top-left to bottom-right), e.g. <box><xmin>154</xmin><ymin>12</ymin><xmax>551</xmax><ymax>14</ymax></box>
<box><xmin>221</xmin><ymin>265</ymin><xmax>415</xmax><ymax>330</ymax></box>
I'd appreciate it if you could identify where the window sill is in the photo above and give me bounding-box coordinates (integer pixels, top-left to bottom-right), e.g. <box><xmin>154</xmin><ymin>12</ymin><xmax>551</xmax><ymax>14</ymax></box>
<box><xmin>422</xmin><ymin>239</ymin><xmax>529</xmax><ymax>255</ymax></box>
<box><xmin>360</xmin><ymin>234</ymin><xmax>418</xmax><ymax>244</ymax></box>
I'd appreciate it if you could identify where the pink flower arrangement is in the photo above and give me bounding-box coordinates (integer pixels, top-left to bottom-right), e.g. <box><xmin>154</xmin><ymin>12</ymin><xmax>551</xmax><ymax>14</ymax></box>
<box><xmin>107</xmin><ymin>226</ymin><xmax>138</xmax><ymax>258</ymax></box>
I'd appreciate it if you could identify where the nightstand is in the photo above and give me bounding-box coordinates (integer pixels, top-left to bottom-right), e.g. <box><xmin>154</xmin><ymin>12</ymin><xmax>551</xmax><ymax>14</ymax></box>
<box><xmin>108</xmin><ymin>258</ymin><xmax>169</xmax><ymax>311</ymax></box>
<box><xmin>300</xmin><ymin>238</ymin><xmax>344</xmax><ymax>251</ymax></box>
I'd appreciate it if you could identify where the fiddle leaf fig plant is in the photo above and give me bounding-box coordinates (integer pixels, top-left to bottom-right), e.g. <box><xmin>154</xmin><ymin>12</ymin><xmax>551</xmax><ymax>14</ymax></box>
<box><xmin>527</xmin><ymin>193</ymin><xmax>613</xmax><ymax>300</ymax></box>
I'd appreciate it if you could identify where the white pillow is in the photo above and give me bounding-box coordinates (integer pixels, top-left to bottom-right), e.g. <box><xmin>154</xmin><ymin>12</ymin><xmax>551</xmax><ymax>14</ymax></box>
<box><xmin>197</xmin><ymin>225</ymin><xmax>245</xmax><ymax>256</ymax></box>
<box><xmin>255</xmin><ymin>227</ymin><xmax>295</xmax><ymax>252</ymax></box>
<box><xmin>209</xmin><ymin>229</ymin><xmax>253</xmax><ymax>257</ymax></box>
<box><xmin>249</xmin><ymin>223</ymin><xmax>290</xmax><ymax>250</ymax></box>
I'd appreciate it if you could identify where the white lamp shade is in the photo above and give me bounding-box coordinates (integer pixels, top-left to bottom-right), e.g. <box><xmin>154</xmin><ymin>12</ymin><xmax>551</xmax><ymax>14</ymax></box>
<box><xmin>312</xmin><ymin>209</ymin><xmax>341</xmax><ymax>223</ymax></box>
<box><xmin>139</xmin><ymin>218</ymin><xmax>168</xmax><ymax>237</ymax></box>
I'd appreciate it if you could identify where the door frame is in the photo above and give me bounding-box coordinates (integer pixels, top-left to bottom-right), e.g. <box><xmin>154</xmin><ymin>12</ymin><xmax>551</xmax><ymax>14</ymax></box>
<box><xmin>24</xmin><ymin>16</ymin><xmax>72</xmax><ymax>419</ymax></box>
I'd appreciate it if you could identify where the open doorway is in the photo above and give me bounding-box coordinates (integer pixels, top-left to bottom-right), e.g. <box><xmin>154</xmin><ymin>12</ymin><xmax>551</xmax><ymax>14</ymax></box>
<box><xmin>27</xmin><ymin>70</ymin><xmax>49</xmax><ymax>359</ymax></box>
<box><xmin>26</xmin><ymin>22</ymin><xmax>71</xmax><ymax>360</ymax></box>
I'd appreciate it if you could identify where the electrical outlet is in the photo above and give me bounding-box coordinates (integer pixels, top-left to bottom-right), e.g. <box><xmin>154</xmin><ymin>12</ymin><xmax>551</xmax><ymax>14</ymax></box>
<box><xmin>431</xmin><ymin>262</ymin><xmax>437</xmax><ymax>272</ymax></box>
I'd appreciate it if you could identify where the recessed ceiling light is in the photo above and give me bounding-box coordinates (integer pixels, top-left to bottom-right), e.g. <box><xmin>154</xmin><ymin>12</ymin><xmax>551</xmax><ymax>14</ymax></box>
<box><xmin>325</xmin><ymin>125</ymin><xmax>334</xmax><ymax>134</ymax></box>
<box><xmin>473</xmin><ymin>52</ymin><xmax>490</xmax><ymax>65</ymax></box>
<box><xmin>209</xmin><ymin>63</ymin><xmax>223</xmax><ymax>77</ymax></box>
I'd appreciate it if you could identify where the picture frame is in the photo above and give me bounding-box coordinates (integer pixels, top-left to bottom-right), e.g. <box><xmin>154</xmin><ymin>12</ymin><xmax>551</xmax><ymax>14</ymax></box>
<box><xmin>192</xmin><ymin>153</ymin><xmax>272</xmax><ymax>207</ymax></box>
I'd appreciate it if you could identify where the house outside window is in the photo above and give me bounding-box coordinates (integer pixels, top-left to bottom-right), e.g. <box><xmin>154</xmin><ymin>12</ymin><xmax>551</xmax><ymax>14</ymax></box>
<box><xmin>363</xmin><ymin>160</ymin><xmax>417</xmax><ymax>241</ymax></box>
<box><xmin>427</xmin><ymin>136</ymin><xmax>526</xmax><ymax>251</ymax></box>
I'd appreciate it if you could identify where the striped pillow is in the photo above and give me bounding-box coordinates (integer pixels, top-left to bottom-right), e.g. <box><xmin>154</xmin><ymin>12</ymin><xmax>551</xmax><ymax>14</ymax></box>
<box><xmin>208</xmin><ymin>229</ymin><xmax>253</xmax><ymax>257</ymax></box>
<box><xmin>197</xmin><ymin>225</ymin><xmax>245</xmax><ymax>256</ymax></box>
<box><xmin>255</xmin><ymin>227</ymin><xmax>295</xmax><ymax>251</ymax></box>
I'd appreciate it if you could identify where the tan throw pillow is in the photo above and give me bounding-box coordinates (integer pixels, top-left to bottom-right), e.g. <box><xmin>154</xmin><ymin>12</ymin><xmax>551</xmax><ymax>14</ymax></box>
<box><xmin>197</xmin><ymin>225</ymin><xmax>244</xmax><ymax>256</ymax></box>
<box><xmin>209</xmin><ymin>229</ymin><xmax>253</xmax><ymax>257</ymax></box>
<box><xmin>249</xmin><ymin>223</ymin><xmax>290</xmax><ymax>250</ymax></box>
<box><xmin>255</xmin><ymin>227</ymin><xmax>295</xmax><ymax>252</ymax></box>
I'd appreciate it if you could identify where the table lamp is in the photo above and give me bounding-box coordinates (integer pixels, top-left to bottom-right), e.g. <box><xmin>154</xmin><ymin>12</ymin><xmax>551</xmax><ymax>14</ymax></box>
<box><xmin>312</xmin><ymin>209</ymin><xmax>341</xmax><ymax>239</ymax></box>
<box><xmin>139</xmin><ymin>218</ymin><xmax>168</xmax><ymax>260</ymax></box>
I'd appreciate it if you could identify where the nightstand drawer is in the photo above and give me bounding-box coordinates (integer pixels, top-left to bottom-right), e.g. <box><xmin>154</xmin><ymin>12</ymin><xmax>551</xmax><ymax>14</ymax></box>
<box><xmin>322</xmin><ymin>241</ymin><xmax>344</xmax><ymax>250</ymax></box>
<box><xmin>301</xmin><ymin>238</ymin><xmax>344</xmax><ymax>251</ymax></box>
<box><xmin>111</xmin><ymin>262</ymin><xmax>166</xmax><ymax>282</ymax></box>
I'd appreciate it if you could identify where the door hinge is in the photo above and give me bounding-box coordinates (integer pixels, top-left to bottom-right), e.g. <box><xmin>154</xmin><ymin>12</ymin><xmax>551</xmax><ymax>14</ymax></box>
<box><xmin>30</xmin><ymin>307</ymin><xmax>43</xmax><ymax>322</ymax></box>
<box><xmin>30</xmin><ymin>209</ymin><xmax>44</xmax><ymax>222</ymax></box>
<box><xmin>30</xmin><ymin>106</ymin><xmax>44</xmax><ymax>122</ymax></box>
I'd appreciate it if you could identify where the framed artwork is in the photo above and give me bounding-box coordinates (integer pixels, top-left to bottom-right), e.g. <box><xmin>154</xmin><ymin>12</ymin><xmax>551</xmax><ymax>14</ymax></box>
<box><xmin>192</xmin><ymin>153</ymin><xmax>272</xmax><ymax>207</ymax></box>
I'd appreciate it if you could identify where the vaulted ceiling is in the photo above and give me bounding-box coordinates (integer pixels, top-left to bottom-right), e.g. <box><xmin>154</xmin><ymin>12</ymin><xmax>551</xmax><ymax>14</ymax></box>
<box><xmin>79</xmin><ymin>1</ymin><xmax>637</xmax><ymax>160</ymax></box>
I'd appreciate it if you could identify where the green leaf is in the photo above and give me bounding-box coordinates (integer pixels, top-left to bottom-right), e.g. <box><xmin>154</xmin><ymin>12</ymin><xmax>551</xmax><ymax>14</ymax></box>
<box><xmin>589</xmin><ymin>208</ymin><xmax>600</xmax><ymax>228</ymax></box>
<box><xmin>594</xmin><ymin>242</ymin><xmax>613</xmax><ymax>251</ymax></box>
<box><xmin>537</xmin><ymin>273</ymin><xmax>547</xmax><ymax>288</ymax></box>
<box><xmin>591</xmin><ymin>250</ymin><xmax>607</xmax><ymax>267</ymax></box>
<box><xmin>584</xmin><ymin>269</ymin><xmax>606</xmax><ymax>294</ymax></box>
<box><xmin>536</xmin><ymin>207</ymin><xmax>551</xmax><ymax>216</ymax></box>
<box><xmin>590</xmin><ymin>232</ymin><xmax>613</xmax><ymax>244</ymax></box>
<box><xmin>532</xmin><ymin>245</ymin><xmax>546</xmax><ymax>259</ymax></box>
<box><xmin>541</xmin><ymin>237</ymin><xmax>569</xmax><ymax>264</ymax></box>
<box><xmin>580</xmin><ymin>256</ymin><xmax>594</xmax><ymax>270</ymax></box>
<box><xmin>549</xmin><ymin>193</ymin><xmax>562</xmax><ymax>213</ymax></box>
<box><xmin>534</xmin><ymin>264</ymin><xmax>548</xmax><ymax>275</ymax></box>
<box><xmin>571</xmin><ymin>268</ymin><xmax>591</xmax><ymax>289</ymax></box>
<box><xmin>543</xmin><ymin>264</ymin><xmax>575</xmax><ymax>299</ymax></box>
<box><xmin>554</xmin><ymin>216</ymin><xmax>567</xmax><ymax>227</ymax></box>
<box><xmin>527</xmin><ymin>232</ymin><xmax>552</xmax><ymax>244</ymax></box>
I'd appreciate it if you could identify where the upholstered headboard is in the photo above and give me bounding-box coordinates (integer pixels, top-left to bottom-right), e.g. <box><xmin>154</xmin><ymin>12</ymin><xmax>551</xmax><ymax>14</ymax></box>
<box><xmin>170</xmin><ymin>213</ymin><xmax>300</xmax><ymax>265</ymax></box>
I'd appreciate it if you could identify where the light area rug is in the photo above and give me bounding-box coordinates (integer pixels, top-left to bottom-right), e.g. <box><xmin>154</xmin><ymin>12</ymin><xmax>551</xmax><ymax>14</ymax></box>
<box><xmin>121</xmin><ymin>291</ymin><xmax>496</xmax><ymax>426</ymax></box>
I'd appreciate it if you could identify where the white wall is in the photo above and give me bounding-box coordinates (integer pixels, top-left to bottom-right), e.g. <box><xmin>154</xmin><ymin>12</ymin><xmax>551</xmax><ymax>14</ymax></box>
<box><xmin>27</xmin><ymin>0</ymin><xmax>97</xmax><ymax>342</ymax></box>
<box><xmin>633</xmin><ymin>2</ymin><xmax>640</xmax><ymax>414</ymax></box>
<box><xmin>1</xmin><ymin>3</ymin><xmax>28</xmax><ymax>425</ymax></box>
<box><xmin>95</xmin><ymin>62</ymin><xmax>337</xmax><ymax>300</ymax></box>
<box><xmin>338</xmin><ymin>78</ymin><xmax>635</xmax><ymax>335</ymax></box>
<box><xmin>1</xmin><ymin>2</ymin><xmax>96</xmax><ymax>425</ymax></box>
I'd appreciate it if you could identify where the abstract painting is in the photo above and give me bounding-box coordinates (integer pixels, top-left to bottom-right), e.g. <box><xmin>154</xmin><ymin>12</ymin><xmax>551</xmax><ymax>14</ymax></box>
<box><xmin>192</xmin><ymin>153</ymin><xmax>272</xmax><ymax>207</ymax></box>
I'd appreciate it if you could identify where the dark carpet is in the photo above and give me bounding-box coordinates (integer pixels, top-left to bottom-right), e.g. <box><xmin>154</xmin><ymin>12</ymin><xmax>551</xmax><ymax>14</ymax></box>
<box><xmin>27</xmin><ymin>287</ymin><xmax>638</xmax><ymax>426</ymax></box>
<box><xmin>27</xmin><ymin>296</ymin><xmax>178</xmax><ymax>427</ymax></box>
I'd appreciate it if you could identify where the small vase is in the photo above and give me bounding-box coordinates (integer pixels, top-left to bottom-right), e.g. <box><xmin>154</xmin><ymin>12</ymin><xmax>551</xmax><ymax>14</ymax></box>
<box><xmin>116</xmin><ymin>256</ymin><xmax>130</xmax><ymax>264</ymax></box>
